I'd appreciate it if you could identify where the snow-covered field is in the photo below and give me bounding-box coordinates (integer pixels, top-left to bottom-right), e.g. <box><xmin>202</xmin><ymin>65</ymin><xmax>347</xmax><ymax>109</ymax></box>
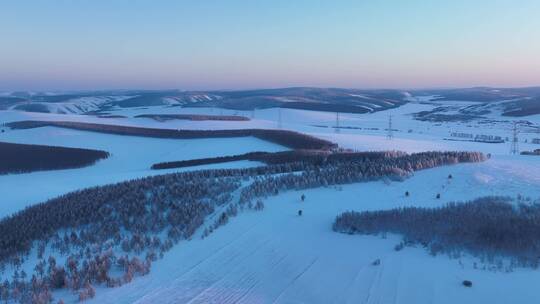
<box><xmin>2</xmin><ymin>97</ymin><xmax>540</xmax><ymax>303</ymax></box>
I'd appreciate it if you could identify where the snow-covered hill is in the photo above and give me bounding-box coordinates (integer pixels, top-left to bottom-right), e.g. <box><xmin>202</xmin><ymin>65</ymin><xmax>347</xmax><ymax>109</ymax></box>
<box><xmin>10</xmin><ymin>95</ymin><xmax>132</xmax><ymax>114</ymax></box>
<box><xmin>4</xmin><ymin>87</ymin><xmax>540</xmax><ymax>119</ymax></box>
<box><xmin>1</xmin><ymin>88</ymin><xmax>408</xmax><ymax>115</ymax></box>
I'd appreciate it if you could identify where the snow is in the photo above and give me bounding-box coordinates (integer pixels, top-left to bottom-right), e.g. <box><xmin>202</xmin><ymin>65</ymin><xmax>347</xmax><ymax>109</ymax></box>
<box><xmin>3</xmin><ymin>95</ymin><xmax>540</xmax><ymax>303</ymax></box>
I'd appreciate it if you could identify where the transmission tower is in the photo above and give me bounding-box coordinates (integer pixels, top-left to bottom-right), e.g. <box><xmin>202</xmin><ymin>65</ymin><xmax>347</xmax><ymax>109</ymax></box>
<box><xmin>387</xmin><ymin>115</ymin><xmax>393</xmax><ymax>140</ymax></box>
<box><xmin>511</xmin><ymin>121</ymin><xmax>519</xmax><ymax>154</ymax></box>
<box><xmin>335</xmin><ymin>112</ymin><xmax>340</xmax><ymax>133</ymax></box>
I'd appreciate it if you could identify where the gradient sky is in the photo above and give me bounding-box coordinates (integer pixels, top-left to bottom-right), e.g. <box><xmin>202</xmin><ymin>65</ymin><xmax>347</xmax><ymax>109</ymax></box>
<box><xmin>1</xmin><ymin>0</ymin><xmax>539</xmax><ymax>91</ymax></box>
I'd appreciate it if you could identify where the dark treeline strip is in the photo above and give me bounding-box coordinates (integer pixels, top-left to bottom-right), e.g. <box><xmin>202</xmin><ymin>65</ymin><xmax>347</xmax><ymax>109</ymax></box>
<box><xmin>333</xmin><ymin>196</ymin><xmax>540</xmax><ymax>268</ymax></box>
<box><xmin>97</xmin><ymin>115</ymin><xmax>127</xmax><ymax>119</ymax></box>
<box><xmin>0</xmin><ymin>150</ymin><xmax>484</xmax><ymax>302</ymax></box>
<box><xmin>5</xmin><ymin>120</ymin><xmax>335</xmax><ymax>150</ymax></box>
<box><xmin>0</xmin><ymin>142</ymin><xmax>109</xmax><ymax>175</ymax></box>
<box><xmin>151</xmin><ymin>150</ymin><xmax>407</xmax><ymax>170</ymax></box>
<box><xmin>151</xmin><ymin>152</ymin><xmax>271</xmax><ymax>169</ymax></box>
<box><xmin>281</xmin><ymin>101</ymin><xmax>372</xmax><ymax>114</ymax></box>
<box><xmin>135</xmin><ymin>114</ymin><xmax>250</xmax><ymax>121</ymax></box>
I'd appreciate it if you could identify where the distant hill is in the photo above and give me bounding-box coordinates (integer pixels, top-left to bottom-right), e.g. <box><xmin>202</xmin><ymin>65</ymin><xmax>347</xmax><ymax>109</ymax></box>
<box><xmin>0</xmin><ymin>88</ymin><xmax>409</xmax><ymax>115</ymax></box>
<box><xmin>413</xmin><ymin>87</ymin><xmax>538</xmax><ymax>102</ymax></box>
<box><xmin>412</xmin><ymin>87</ymin><xmax>540</xmax><ymax>117</ymax></box>
<box><xmin>185</xmin><ymin>87</ymin><xmax>408</xmax><ymax>113</ymax></box>
<box><xmin>2</xmin><ymin>86</ymin><xmax>539</xmax><ymax>117</ymax></box>
<box><xmin>501</xmin><ymin>97</ymin><xmax>540</xmax><ymax>117</ymax></box>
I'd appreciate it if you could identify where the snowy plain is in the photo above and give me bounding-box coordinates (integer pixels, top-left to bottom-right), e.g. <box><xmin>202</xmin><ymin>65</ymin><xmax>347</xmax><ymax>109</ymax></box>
<box><xmin>2</xmin><ymin>98</ymin><xmax>540</xmax><ymax>303</ymax></box>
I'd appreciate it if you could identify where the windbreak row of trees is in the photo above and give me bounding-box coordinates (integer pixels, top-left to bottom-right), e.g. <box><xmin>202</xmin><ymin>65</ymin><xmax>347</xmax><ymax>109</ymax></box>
<box><xmin>151</xmin><ymin>152</ymin><xmax>271</xmax><ymax>169</ymax></box>
<box><xmin>0</xmin><ymin>150</ymin><xmax>484</xmax><ymax>303</ymax></box>
<box><xmin>5</xmin><ymin>120</ymin><xmax>336</xmax><ymax>150</ymax></box>
<box><xmin>152</xmin><ymin>150</ymin><xmax>409</xmax><ymax>170</ymax></box>
<box><xmin>333</xmin><ymin>196</ymin><xmax>540</xmax><ymax>268</ymax></box>
<box><xmin>0</xmin><ymin>142</ymin><xmax>109</xmax><ymax>175</ymax></box>
<box><xmin>135</xmin><ymin>114</ymin><xmax>250</xmax><ymax>121</ymax></box>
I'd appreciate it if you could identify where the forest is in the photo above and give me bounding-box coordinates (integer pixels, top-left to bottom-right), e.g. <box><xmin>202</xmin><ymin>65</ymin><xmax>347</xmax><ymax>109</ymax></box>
<box><xmin>5</xmin><ymin>120</ymin><xmax>335</xmax><ymax>150</ymax></box>
<box><xmin>0</xmin><ymin>142</ymin><xmax>109</xmax><ymax>175</ymax></box>
<box><xmin>333</xmin><ymin>196</ymin><xmax>540</xmax><ymax>268</ymax></box>
<box><xmin>0</xmin><ymin>150</ymin><xmax>484</xmax><ymax>303</ymax></box>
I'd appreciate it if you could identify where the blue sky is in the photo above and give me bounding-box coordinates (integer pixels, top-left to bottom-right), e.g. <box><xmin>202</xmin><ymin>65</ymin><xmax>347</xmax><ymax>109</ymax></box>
<box><xmin>1</xmin><ymin>0</ymin><xmax>539</xmax><ymax>90</ymax></box>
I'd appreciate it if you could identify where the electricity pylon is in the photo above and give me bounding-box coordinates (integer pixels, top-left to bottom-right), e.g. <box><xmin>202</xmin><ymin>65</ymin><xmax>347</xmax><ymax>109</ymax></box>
<box><xmin>511</xmin><ymin>122</ymin><xmax>519</xmax><ymax>154</ymax></box>
<box><xmin>387</xmin><ymin>115</ymin><xmax>393</xmax><ymax>140</ymax></box>
<box><xmin>335</xmin><ymin>112</ymin><xmax>340</xmax><ymax>133</ymax></box>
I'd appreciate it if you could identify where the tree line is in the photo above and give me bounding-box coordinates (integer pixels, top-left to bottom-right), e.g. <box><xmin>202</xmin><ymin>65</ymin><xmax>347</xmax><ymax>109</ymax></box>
<box><xmin>0</xmin><ymin>142</ymin><xmax>109</xmax><ymax>175</ymax></box>
<box><xmin>134</xmin><ymin>114</ymin><xmax>250</xmax><ymax>121</ymax></box>
<box><xmin>152</xmin><ymin>150</ymin><xmax>408</xmax><ymax>170</ymax></box>
<box><xmin>5</xmin><ymin>120</ymin><xmax>336</xmax><ymax>150</ymax></box>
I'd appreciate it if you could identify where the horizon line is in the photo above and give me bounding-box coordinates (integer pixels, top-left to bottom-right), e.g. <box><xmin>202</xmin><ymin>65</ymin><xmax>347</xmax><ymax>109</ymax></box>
<box><xmin>2</xmin><ymin>85</ymin><xmax>540</xmax><ymax>93</ymax></box>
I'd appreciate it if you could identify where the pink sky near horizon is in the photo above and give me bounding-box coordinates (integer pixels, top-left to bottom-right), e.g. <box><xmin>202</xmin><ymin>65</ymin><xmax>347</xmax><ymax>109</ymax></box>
<box><xmin>1</xmin><ymin>1</ymin><xmax>539</xmax><ymax>91</ymax></box>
